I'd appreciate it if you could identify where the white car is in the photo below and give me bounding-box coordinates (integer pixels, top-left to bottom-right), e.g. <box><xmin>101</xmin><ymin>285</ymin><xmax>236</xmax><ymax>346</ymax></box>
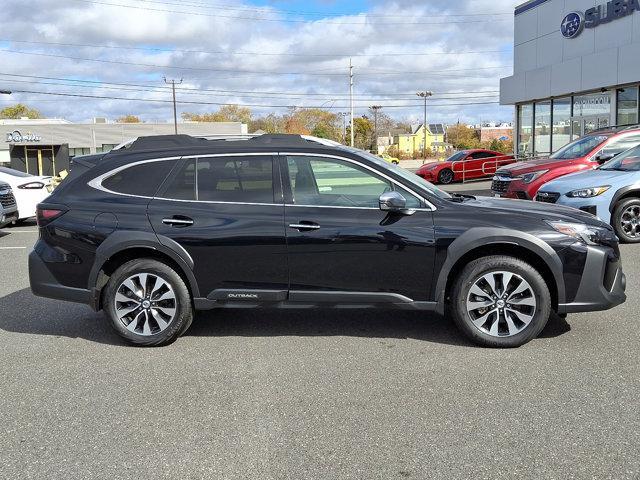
<box><xmin>0</xmin><ymin>167</ymin><xmax>52</xmax><ymax>221</ymax></box>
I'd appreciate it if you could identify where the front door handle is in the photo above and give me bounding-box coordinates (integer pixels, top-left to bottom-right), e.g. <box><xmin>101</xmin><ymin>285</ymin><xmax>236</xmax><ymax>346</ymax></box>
<box><xmin>289</xmin><ymin>221</ymin><xmax>321</xmax><ymax>231</ymax></box>
<box><xmin>162</xmin><ymin>216</ymin><xmax>194</xmax><ymax>227</ymax></box>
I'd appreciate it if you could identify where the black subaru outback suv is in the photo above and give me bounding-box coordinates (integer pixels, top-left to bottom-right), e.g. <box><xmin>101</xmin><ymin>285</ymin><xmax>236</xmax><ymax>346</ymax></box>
<box><xmin>29</xmin><ymin>134</ymin><xmax>626</xmax><ymax>347</ymax></box>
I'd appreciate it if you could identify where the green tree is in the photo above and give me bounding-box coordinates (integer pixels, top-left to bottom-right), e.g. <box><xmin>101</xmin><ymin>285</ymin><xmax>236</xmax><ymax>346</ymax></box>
<box><xmin>346</xmin><ymin>116</ymin><xmax>374</xmax><ymax>150</ymax></box>
<box><xmin>446</xmin><ymin>124</ymin><xmax>480</xmax><ymax>150</ymax></box>
<box><xmin>0</xmin><ymin>104</ymin><xmax>41</xmax><ymax>119</ymax></box>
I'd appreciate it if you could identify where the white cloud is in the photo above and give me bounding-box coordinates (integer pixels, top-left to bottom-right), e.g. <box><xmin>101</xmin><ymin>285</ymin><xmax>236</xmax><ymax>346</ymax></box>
<box><xmin>0</xmin><ymin>0</ymin><xmax>518</xmax><ymax>124</ymax></box>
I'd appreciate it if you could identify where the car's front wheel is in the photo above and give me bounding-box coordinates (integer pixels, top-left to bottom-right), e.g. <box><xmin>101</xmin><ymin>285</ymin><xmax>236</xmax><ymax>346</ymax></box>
<box><xmin>103</xmin><ymin>258</ymin><xmax>193</xmax><ymax>346</ymax></box>
<box><xmin>450</xmin><ymin>255</ymin><xmax>551</xmax><ymax>347</ymax></box>
<box><xmin>438</xmin><ymin>168</ymin><xmax>454</xmax><ymax>184</ymax></box>
<box><xmin>612</xmin><ymin>198</ymin><xmax>640</xmax><ymax>243</ymax></box>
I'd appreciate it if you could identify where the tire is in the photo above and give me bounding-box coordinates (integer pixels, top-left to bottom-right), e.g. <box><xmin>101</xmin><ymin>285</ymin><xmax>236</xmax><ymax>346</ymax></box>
<box><xmin>438</xmin><ymin>168</ymin><xmax>454</xmax><ymax>184</ymax></box>
<box><xmin>612</xmin><ymin>198</ymin><xmax>640</xmax><ymax>243</ymax></box>
<box><xmin>450</xmin><ymin>255</ymin><xmax>551</xmax><ymax>348</ymax></box>
<box><xmin>103</xmin><ymin>258</ymin><xmax>193</xmax><ymax>346</ymax></box>
<box><xmin>392</xmin><ymin>160</ymin><xmax>399</xmax><ymax>165</ymax></box>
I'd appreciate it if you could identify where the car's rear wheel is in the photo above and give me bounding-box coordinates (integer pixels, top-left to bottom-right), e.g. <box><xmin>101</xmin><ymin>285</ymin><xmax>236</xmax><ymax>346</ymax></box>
<box><xmin>450</xmin><ymin>255</ymin><xmax>551</xmax><ymax>347</ymax></box>
<box><xmin>612</xmin><ymin>198</ymin><xmax>640</xmax><ymax>243</ymax></box>
<box><xmin>104</xmin><ymin>259</ymin><xmax>193</xmax><ymax>346</ymax></box>
<box><xmin>438</xmin><ymin>168</ymin><xmax>454</xmax><ymax>184</ymax></box>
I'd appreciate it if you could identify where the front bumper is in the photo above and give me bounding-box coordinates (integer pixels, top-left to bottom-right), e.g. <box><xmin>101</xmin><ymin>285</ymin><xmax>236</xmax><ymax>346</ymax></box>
<box><xmin>29</xmin><ymin>250</ymin><xmax>95</xmax><ymax>307</ymax></box>
<box><xmin>0</xmin><ymin>210</ymin><xmax>18</xmax><ymax>227</ymax></box>
<box><xmin>557</xmin><ymin>245</ymin><xmax>626</xmax><ymax>314</ymax></box>
<box><xmin>553</xmin><ymin>195</ymin><xmax>613</xmax><ymax>224</ymax></box>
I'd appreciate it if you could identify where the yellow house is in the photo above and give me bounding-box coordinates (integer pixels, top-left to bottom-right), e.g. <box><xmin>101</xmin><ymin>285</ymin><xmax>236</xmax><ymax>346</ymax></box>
<box><xmin>389</xmin><ymin>124</ymin><xmax>447</xmax><ymax>157</ymax></box>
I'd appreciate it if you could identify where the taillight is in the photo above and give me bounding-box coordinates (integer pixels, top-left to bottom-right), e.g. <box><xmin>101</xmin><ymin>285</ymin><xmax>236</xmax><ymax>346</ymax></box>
<box><xmin>36</xmin><ymin>208</ymin><xmax>66</xmax><ymax>227</ymax></box>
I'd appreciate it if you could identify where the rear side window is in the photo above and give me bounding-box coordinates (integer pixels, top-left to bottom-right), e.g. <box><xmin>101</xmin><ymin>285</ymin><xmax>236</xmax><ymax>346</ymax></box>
<box><xmin>601</xmin><ymin>133</ymin><xmax>640</xmax><ymax>157</ymax></box>
<box><xmin>161</xmin><ymin>156</ymin><xmax>274</xmax><ymax>203</ymax></box>
<box><xmin>102</xmin><ymin>160</ymin><xmax>175</xmax><ymax>197</ymax></box>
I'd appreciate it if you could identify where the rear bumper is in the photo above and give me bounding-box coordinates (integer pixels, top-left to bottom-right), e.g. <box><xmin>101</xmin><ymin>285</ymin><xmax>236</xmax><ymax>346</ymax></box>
<box><xmin>29</xmin><ymin>250</ymin><xmax>96</xmax><ymax>308</ymax></box>
<box><xmin>557</xmin><ymin>245</ymin><xmax>626</xmax><ymax>314</ymax></box>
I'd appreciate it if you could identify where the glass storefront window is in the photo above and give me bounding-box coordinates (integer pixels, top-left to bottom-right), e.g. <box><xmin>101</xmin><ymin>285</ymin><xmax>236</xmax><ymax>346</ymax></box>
<box><xmin>617</xmin><ymin>87</ymin><xmax>639</xmax><ymax>126</ymax></box>
<box><xmin>534</xmin><ymin>101</ymin><xmax>551</xmax><ymax>156</ymax></box>
<box><xmin>517</xmin><ymin>103</ymin><xmax>533</xmax><ymax>157</ymax></box>
<box><xmin>573</xmin><ymin>91</ymin><xmax>611</xmax><ymax>117</ymax></box>
<box><xmin>552</xmin><ymin>97</ymin><xmax>571</xmax><ymax>151</ymax></box>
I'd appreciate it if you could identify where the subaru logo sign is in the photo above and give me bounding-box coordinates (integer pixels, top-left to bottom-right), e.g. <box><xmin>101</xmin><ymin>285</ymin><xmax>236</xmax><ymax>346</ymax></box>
<box><xmin>561</xmin><ymin>11</ymin><xmax>584</xmax><ymax>38</ymax></box>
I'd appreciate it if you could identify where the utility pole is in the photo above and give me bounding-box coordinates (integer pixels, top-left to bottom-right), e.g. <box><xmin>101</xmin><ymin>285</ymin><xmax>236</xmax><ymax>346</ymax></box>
<box><xmin>416</xmin><ymin>91</ymin><xmax>433</xmax><ymax>160</ymax></box>
<box><xmin>370</xmin><ymin>105</ymin><xmax>382</xmax><ymax>152</ymax></box>
<box><xmin>339</xmin><ymin>112</ymin><xmax>348</xmax><ymax>144</ymax></box>
<box><xmin>164</xmin><ymin>77</ymin><xmax>183</xmax><ymax>134</ymax></box>
<box><xmin>349</xmin><ymin>58</ymin><xmax>354</xmax><ymax>147</ymax></box>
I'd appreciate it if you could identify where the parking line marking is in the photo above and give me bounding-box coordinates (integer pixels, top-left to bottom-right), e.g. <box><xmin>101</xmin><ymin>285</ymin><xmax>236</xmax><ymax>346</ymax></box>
<box><xmin>0</xmin><ymin>246</ymin><xmax>27</xmax><ymax>250</ymax></box>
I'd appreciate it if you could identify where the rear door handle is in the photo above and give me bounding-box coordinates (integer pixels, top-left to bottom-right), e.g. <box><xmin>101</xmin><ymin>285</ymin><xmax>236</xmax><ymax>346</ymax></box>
<box><xmin>162</xmin><ymin>216</ymin><xmax>194</xmax><ymax>226</ymax></box>
<box><xmin>289</xmin><ymin>222</ymin><xmax>321</xmax><ymax>231</ymax></box>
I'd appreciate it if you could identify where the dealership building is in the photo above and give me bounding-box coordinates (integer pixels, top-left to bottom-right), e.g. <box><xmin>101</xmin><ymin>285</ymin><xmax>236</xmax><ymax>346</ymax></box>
<box><xmin>500</xmin><ymin>0</ymin><xmax>640</xmax><ymax>157</ymax></box>
<box><xmin>0</xmin><ymin>119</ymin><xmax>248</xmax><ymax>176</ymax></box>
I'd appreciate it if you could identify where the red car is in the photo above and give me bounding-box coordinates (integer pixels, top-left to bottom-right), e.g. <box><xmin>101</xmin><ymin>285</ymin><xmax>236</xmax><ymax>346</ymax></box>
<box><xmin>416</xmin><ymin>149</ymin><xmax>514</xmax><ymax>184</ymax></box>
<box><xmin>492</xmin><ymin>126</ymin><xmax>640</xmax><ymax>200</ymax></box>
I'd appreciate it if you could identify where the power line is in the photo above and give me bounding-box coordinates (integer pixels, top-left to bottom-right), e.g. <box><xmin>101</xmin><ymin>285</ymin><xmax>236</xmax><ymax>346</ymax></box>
<box><xmin>131</xmin><ymin>0</ymin><xmax>513</xmax><ymax>19</ymax></box>
<box><xmin>0</xmin><ymin>72</ymin><xmax>501</xmax><ymax>97</ymax></box>
<box><xmin>8</xmin><ymin>88</ymin><xmax>503</xmax><ymax>109</ymax></box>
<box><xmin>0</xmin><ymin>49</ymin><xmax>511</xmax><ymax>77</ymax></box>
<box><xmin>69</xmin><ymin>0</ymin><xmax>512</xmax><ymax>25</ymax></box>
<box><xmin>0</xmin><ymin>38</ymin><xmax>512</xmax><ymax>58</ymax></box>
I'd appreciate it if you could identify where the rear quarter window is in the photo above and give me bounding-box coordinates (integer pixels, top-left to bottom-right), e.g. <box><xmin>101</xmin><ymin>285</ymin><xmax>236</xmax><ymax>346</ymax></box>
<box><xmin>102</xmin><ymin>160</ymin><xmax>175</xmax><ymax>197</ymax></box>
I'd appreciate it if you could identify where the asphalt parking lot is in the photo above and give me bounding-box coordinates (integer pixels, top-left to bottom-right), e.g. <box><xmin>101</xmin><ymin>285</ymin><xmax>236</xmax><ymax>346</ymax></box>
<box><xmin>1</xmin><ymin>219</ymin><xmax>639</xmax><ymax>479</ymax></box>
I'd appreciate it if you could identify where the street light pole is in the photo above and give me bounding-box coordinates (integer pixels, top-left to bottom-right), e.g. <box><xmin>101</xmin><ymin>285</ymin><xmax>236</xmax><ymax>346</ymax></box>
<box><xmin>416</xmin><ymin>91</ymin><xmax>433</xmax><ymax>160</ymax></box>
<box><xmin>164</xmin><ymin>77</ymin><xmax>183</xmax><ymax>134</ymax></box>
<box><xmin>340</xmin><ymin>112</ymin><xmax>348</xmax><ymax>144</ymax></box>
<box><xmin>370</xmin><ymin>105</ymin><xmax>382</xmax><ymax>152</ymax></box>
<box><xmin>349</xmin><ymin>58</ymin><xmax>354</xmax><ymax>147</ymax></box>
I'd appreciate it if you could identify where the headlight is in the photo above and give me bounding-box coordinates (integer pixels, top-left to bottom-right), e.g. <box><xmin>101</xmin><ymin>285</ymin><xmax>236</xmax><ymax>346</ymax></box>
<box><xmin>566</xmin><ymin>186</ymin><xmax>610</xmax><ymax>198</ymax></box>
<box><xmin>517</xmin><ymin>170</ymin><xmax>549</xmax><ymax>183</ymax></box>
<box><xmin>546</xmin><ymin>220</ymin><xmax>612</xmax><ymax>245</ymax></box>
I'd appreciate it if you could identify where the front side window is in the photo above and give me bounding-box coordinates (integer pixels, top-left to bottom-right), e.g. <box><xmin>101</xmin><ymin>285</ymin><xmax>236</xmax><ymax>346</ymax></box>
<box><xmin>102</xmin><ymin>160</ymin><xmax>175</xmax><ymax>197</ymax></box>
<box><xmin>601</xmin><ymin>133</ymin><xmax>640</xmax><ymax>157</ymax></box>
<box><xmin>600</xmin><ymin>144</ymin><xmax>640</xmax><ymax>171</ymax></box>
<box><xmin>550</xmin><ymin>135</ymin><xmax>608</xmax><ymax>160</ymax></box>
<box><xmin>286</xmin><ymin>156</ymin><xmax>420</xmax><ymax>208</ymax></box>
<box><xmin>161</xmin><ymin>156</ymin><xmax>274</xmax><ymax>203</ymax></box>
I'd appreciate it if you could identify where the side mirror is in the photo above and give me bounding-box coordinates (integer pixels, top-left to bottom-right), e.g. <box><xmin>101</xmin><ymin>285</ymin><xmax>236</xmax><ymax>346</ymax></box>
<box><xmin>595</xmin><ymin>152</ymin><xmax>616</xmax><ymax>164</ymax></box>
<box><xmin>379</xmin><ymin>191</ymin><xmax>414</xmax><ymax>214</ymax></box>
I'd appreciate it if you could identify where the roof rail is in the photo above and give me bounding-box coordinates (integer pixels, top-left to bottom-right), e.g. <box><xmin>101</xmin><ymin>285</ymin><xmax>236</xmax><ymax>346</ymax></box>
<box><xmin>592</xmin><ymin>123</ymin><xmax>640</xmax><ymax>133</ymax></box>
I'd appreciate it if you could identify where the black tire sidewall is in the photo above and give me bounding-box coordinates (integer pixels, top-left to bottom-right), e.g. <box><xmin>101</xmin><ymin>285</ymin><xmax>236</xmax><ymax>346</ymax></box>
<box><xmin>613</xmin><ymin>198</ymin><xmax>640</xmax><ymax>243</ymax></box>
<box><xmin>104</xmin><ymin>259</ymin><xmax>193</xmax><ymax>346</ymax></box>
<box><xmin>438</xmin><ymin>169</ymin><xmax>454</xmax><ymax>184</ymax></box>
<box><xmin>451</xmin><ymin>256</ymin><xmax>551</xmax><ymax>348</ymax></box>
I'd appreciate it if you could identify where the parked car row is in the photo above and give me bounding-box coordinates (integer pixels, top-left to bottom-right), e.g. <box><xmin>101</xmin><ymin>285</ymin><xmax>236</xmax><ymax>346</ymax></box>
<box><xmin>0</xmin><ymin>167</ymin><xmax>53</xmax><ymax>226</ymax></box>
<box><xmin>486</xmin><ymin>125</ymin><xmax>640</xmax><ymax>243</ymax></box>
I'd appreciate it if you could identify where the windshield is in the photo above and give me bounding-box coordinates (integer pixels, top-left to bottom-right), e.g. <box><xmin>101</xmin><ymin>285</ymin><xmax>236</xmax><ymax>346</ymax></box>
<box><xmin>0</xmin><ymin>167</ymin><xmax>32</xmax><ymax>178</ymax></box>
<box><xmin>600</xmin><ymin>144</ymin><xmax>640</xmax><ymax>171</ymax></box>
<box><xmin>350</xmin><ymin>148</ymin><xmax>451</xmax><ymax>200</ymax></box>
<box><xmin>445</xmin><ymin>151</ymin><xmax>467</xmax><ymax>162</ymax></box>
<box><xmin>550</xmin><ymin>135</ymin><xmax>608</xmax><ymax>160</ymax></box>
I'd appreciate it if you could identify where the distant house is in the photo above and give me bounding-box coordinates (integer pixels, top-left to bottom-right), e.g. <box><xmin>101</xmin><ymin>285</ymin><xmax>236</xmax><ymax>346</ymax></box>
<box><xmin>477</xmin><ymin>123</ymin><xmax>514</xmax><ymax>143</ymax></box>
<box><xmin>378</xmin><ymin>123</ymin><xmax>447</xmax><ymax>157</ymax></box>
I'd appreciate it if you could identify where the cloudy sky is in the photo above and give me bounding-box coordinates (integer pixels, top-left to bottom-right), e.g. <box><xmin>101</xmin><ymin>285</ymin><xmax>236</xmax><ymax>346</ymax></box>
<box><xmin>0</xmin><ymin>0</ymin><xmax>518</xmax><ymax>125</ymax></box>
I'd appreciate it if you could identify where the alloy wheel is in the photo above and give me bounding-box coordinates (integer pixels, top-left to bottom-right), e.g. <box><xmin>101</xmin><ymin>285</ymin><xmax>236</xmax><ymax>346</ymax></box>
<box><xmin>466</xmin><ymin>271</ymin><xmax>536</xmax><ymax>337</ymax></box>
<box><xmin>620</xmin><ymin>205</ymin><xmax>640</xmax><ymax>238</ymax></box>
<box><xmin>440</xmin><ymin>170</ymin><xmax>454</xmax><ymax>184</ymax></box>
<box><xmin>114</xmin><ymin>273</ymin><xmax>177</xmax><ymax>336</ymax></box>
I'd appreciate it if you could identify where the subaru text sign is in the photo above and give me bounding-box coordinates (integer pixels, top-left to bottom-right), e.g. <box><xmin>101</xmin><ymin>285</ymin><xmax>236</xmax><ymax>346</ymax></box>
<box><xmin>561</xmin><ymin>0</ymin><xmax>640</xmax><ymax>38</ymax></box>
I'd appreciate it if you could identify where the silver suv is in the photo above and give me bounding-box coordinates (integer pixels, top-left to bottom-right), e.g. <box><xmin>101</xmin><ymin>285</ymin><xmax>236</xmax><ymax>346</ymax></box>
<box><xmin>0</xmin><ymin>181</ymin><xmax>18</xmax><ymax>227</ymax></box>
